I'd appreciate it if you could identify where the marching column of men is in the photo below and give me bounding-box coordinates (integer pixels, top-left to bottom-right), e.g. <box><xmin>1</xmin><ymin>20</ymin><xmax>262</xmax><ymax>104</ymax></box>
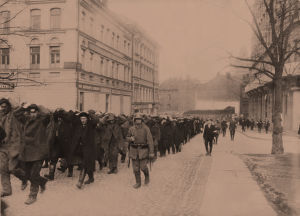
<box><xmin>0</xmin><ymin>98</ymin><xmax>203</xmax><ymax>206</ymax></box>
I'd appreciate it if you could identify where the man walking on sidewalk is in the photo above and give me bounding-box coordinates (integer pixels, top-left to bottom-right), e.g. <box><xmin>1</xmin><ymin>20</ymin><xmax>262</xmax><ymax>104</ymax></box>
<box><xmin>0</xmin><ymin>98</ymin><xmax>25</xmax><ymax>198</ymax></box>
<box><xmin>203</xmin><ymin>119</ymin><xmax>217</xmax><ymax>156</ymax></box>
<box><xmin>14</xmin><ymin>104</ymin><xmax>50</xmax><ymax>205</ymax></box>
<box><xmin>229</xmin><ymin>119</ymin><xmax>237</xmax><ymax>141</ymax></box>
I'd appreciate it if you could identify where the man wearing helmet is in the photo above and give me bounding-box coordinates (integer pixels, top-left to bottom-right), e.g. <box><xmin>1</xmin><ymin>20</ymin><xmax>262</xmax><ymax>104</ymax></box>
<box><xmin>127</xmin><ymin>113</ymin><xmax>154</xmax><ymax>189</ymax></box>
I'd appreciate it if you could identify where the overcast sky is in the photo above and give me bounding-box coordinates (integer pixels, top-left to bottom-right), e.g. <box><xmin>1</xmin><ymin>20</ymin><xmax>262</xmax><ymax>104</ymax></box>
<box><xmin>109</xmin><ymin>0</ymin><xmax>253</xmax><ymax>83</ymax></box>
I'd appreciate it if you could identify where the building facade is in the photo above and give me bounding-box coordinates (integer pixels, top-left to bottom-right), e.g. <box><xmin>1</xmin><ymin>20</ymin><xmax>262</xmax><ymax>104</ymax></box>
<box><xmin>0</xmin><ymin>0</ymin><xmax>159</xmax><ymax>115</ymax></box>
<box><xmin>245</xmin><ymin>75</ymin><xmax>300</xmax><ymax>131</ymax></box>
<box><xmin>130</xmin><ymin>25</ymin><xmax>159</xmax><ymax>114</ymax></box>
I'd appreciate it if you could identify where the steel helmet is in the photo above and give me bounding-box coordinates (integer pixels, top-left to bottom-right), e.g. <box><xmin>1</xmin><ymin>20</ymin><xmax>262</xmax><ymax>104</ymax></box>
<box><xmin>133</xmin><ymin>112</ymin><xmax>143</xmax><ymax>121</ymax></box>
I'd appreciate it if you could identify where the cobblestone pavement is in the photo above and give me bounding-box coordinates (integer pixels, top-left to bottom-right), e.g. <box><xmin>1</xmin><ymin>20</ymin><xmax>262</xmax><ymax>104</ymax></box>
<box><xmin>3</xmin><ymin>135</ymin><xmax>212</xmax><ymax>216</ymax></box>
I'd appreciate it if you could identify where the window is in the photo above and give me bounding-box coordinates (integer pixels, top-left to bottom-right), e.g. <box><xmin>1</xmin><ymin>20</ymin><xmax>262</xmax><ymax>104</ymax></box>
<box><xmin>30</xmin><ymin>9</ymin><xmax>41</xmax><ymax>29</ymax></box>
<box><xmin>101</xmin><ymin>25</ymin><xmax>104</xmax><ymax>41</ymax></box>
<box><xmin>112</xmin><ymin>32</ymin><xmax>115</xmax><ymax>47</ymax></box>
<box><xmin>81</xmin><ymin>49</ymin><xmax>85</xmax><ymax>70</ymax></box>
<box><xmin>116</xmin><ymin>35</ymin><xmax>119</xmax><ymax>48</ymax></box>
<box><xmin>50</xmin><ymin>8</ymin><xmax>61</xmax><ymax>29</ymax></box>
<box><xmin>90</xmin><ymin>52</ymin><xmax>94</xmax><ymax>72</ymax></box>
<box><xmin>79</xmin><ymin>92</ymin><xmax>84</xmax><ymax>111</ymax></box>
<box><xmin>0</xmin><ymin>11</ymin><xmax>10</xmax><ymax>33</ymax></box>
<box><xmin>0</xmin><ymin>48</ymin><xmax>9</xmax><ymax>67</ymax></box>
<box><xmin>106</xmin><ymin>28</ymin><xmax>110</xmax><ymax>44</ymax></box>
<box><xmin>105</xmin><ymin>59</ymin><xmax>109</xmax><ymax>76</ymax></box>
<box><xmin>90</xmin><ymin>18</ymin><xmax>94</xmax><ymax>35</ymax></box>
<box><xmin>111</xmin><ymin>61</ymin><xmax>114</xmax><ymax>78</ymax></box>
<box><xmin>50</xmin><ymin>46</ymin><xmax>60</xmax><ymax>67</ymax></box>
<box><xmin>100</xmin><ymin>57</ymin><xmax>104</xmax><ymax>75</ymax></box>
<box><xmin>116</xmin><ymin>64</ymin><xmax>119</xmax><ymax>79</ymax></box>
<box><xmin>30</xmin><ymin>46</ymin><xmax>40</xmax><ymax>68</ymax></box>
<box><xmin>81</xmin><ymin>11</ymin><xmax>86</xmax><ymax>32</ymax></box>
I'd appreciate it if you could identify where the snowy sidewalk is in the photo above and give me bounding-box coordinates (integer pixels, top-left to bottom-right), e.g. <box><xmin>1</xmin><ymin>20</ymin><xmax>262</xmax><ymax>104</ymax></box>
<box><xmin>199</xmin><ymin>139</ymin><xmax>276</xmax><ymax>216</ymax></box>
<box><xmin>237</xmin><ymin>128</ymin><xmax>299</xmax><ymax>142</ymax></box>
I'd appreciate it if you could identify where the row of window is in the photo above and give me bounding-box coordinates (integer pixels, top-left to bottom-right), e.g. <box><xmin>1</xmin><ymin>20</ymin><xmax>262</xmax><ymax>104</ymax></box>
<box><xmin>134</xmin><ymin>62</ymin><xmax>155</xmax><ymax>81</ymax></box>
<box><xmin>30</xmin><ymin>8</ymin><xmax>61</xmax><ymax>30</ymax></box>
<box><xmin>0</xmin><ymin>47</ymin><xmax>60</xmax><ymax>68</ymax></box>
<box><xmin>81</xmin><ymin>11</ymin><xmax>131</xmax><ymax>56</ymax></box>
<box><xmin>134</xmin><ymin>41</ymin><xmax>156</xmax><ymax>63</ymax></box>
<box><xmin>133</xmin><ymin>86</ymin><xmax>154</xmax><ymax>102</ymax></box>
<box><xmin>81</xmin><ymin>49</ymin><xmax>131</xmax><ymax>83</ymax></box>
<box><xmin>0</xmin><ymin>8</ymin><xmax>61</xmax><ymax>31</ymax></box>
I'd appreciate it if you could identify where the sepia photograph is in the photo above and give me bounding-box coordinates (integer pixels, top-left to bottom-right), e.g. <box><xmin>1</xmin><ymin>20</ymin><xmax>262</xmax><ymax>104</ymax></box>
<box><xmin>0</xmin><ymin>0</ymin><xmax>300</xmax><ymax>215</ymax></box>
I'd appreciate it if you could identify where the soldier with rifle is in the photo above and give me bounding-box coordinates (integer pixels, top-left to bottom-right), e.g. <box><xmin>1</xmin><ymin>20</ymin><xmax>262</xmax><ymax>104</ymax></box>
<box><xmin>127</xmin><ymin>113</ymin><xmax>154</xmax><ymax>189</ymax></box>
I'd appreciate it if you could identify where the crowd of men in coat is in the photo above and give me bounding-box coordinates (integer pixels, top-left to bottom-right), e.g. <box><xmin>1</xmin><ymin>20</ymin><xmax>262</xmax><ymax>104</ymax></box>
<box><xmin>238</xmin><ymin>118</ymin><xmax>271</xmax><ymax>134</ymax></box>
<box><xmin>0</xmin><ymin>98</ymin><xmax>205</xmax><ymax>207</ymax></box>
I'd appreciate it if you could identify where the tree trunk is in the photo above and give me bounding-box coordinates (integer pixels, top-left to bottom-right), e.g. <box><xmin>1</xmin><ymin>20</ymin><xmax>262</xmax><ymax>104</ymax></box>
<box><xmin>271</xmin><ymin>77</ymin><xmax>284</xmax><ymax>154</ymax></box>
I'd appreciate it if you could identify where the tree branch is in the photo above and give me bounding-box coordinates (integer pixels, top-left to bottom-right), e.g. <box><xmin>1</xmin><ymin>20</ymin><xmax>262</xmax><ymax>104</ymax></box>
<box><xmin>231</xmin><ymin>64</ymin><xmax>275</xmax><ymax>80</ymax></box>
<box><xmin>233</xmin><ymin>55</ymin><xmax>274</xmax><ymax>66</ymax></box>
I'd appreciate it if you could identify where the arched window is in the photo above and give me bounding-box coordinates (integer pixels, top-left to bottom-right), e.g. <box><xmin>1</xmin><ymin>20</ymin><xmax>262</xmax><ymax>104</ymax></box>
<box><xmin>50</xmin><ymin>8</ymin><xmax>61</xmax><ymax>29</ymax></box>
<box><xmin>30</xmin><ymin>9</ymin><xmax>41</xmax><ymax>29</ymax></box>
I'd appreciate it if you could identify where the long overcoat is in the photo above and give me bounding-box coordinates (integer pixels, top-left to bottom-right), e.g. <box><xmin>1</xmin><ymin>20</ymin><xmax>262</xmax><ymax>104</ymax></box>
<box><xmin>160</xmin><ymin>121</ymin><xmax>173</xmax><ymax>149</ymax></box>
<box><xmin>48</xmin><ymin>112</ymin><xmax>73</xmax><ymax>160</ymax></box>
<box><xmin>14</xmin><ymin>110</ymin><xmax>51</xmax><ymax>162</ymax></box>
<box><xmin>0</xmin><ymin>110</ymin><xmax>22</xmax><ymax>170</ymax></box>
<box><xmin>70</xmin><ymin>120</ymin><xmax>97</xmax><ymax>173</ymax></box>
<box><xmin>102</xmin><ymin>123</ymin><xmax>124</xmax><ymax>157</ymax></box>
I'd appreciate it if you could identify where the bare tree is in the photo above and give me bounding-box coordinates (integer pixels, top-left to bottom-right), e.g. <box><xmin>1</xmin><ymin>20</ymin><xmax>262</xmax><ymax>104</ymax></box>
<box><xmin>232</xmin><ymin>0</ymin><xmax>300</xmax><ymax>154</ymax></box>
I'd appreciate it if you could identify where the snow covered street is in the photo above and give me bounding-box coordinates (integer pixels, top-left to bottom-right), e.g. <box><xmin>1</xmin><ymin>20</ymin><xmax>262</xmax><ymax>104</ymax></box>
<box><xmin>4</xmin><ymin>131</ymin><xmax>285</xmax><ymax>216</ymax></box>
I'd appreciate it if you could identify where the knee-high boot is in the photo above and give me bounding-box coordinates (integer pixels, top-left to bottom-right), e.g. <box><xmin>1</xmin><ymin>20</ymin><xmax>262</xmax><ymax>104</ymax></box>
<box><xmin>142</xmin><ymin>168</ymin><xmax>150</xmax><ymax>185</ymax></box>
<box><xmin>133</xmin><ymin>171</ymin><xmax>141</xmax><ymax>189</ymax></box>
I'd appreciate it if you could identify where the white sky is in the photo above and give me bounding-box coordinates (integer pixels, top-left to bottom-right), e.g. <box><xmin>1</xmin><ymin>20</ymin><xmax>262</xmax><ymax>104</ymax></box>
<box><xmin>108</xmin><ymin>0</ymin><xmax>254</xmax><ymax>83</ymax></box>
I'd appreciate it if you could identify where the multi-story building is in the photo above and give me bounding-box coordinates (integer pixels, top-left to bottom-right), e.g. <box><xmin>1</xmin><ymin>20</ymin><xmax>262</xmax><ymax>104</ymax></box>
<box><xmin>0</xmin><ymin>0</ymin><xmax>159</xmax><ymax>115</ymax></box>
<box><xmin>129</xmin><ymin>25</ymin><xmax>159</xmax><ymax>114</ymax></box>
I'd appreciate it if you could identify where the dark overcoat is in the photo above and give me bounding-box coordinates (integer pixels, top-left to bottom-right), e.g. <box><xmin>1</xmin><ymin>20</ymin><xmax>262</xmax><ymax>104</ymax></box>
<box><xmin>102</xmin><ymin>123</ymin><xmax>124</xmax><ymax>156</ymax></box>
<box><xmin>14</xmin><ymin>110</ymin><xmax>51</xmax><ymax>162</ymax></box>
<box><xmin>70</xmin><ymin>121</ymin><xmax>97</xmax><ymax>173</ymax></box>
<box><xmin>0</xmin><ymin>110</ymin><xmax>22</xmax><ymax>170</ymax></box>
<box><xmin>203</xmin><ymin>125</ymin><xmax>217</xmax><ymax>142</ymax></box>
<box><xmin>48</xmin><ymin>112</ymin><xmax>73</xmax><ymax>160</ymax></box>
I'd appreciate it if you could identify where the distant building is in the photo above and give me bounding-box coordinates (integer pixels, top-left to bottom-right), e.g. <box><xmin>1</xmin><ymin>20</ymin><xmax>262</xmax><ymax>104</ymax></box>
<box><xmin>158</xmin><ymin>87</ymin><xmax>196</xmax><ymax>114</ymax></box>
<box><xmin>0</xmin><ymin>0</ymin><xmax>159</xmax><ymax>115</ymax></box>
<box><xmin>158</xmin><ymin>89</ymin><xmax>179</xmax><ymax>113</ymax></box>
<box><xmin>183</xmin><ymin>106</ymin><xmax>235</xmax><ymax>120</ymax></box>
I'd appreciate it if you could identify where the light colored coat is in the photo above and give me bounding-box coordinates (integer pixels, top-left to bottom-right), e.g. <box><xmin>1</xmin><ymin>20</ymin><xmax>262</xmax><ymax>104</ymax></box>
<box><xmin>127</xmin><ymin>123</ymin><xmax>154</xmax><ymax>160</ymax></box>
